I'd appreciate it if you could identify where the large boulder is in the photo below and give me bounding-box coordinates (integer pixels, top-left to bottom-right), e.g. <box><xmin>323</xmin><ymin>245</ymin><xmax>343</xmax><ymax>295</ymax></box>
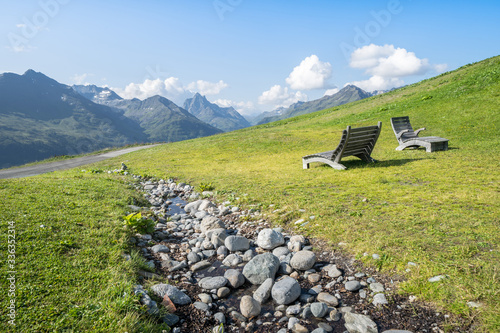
<box><xmin>242</xmin><ymin>253</ymin><xmax>280</xmax><ymax>285</ymax></box>
<box><xmin>256</xmin><ymin>228</ymin><xmax>285</xmax><ymax>250</ymax></box>
<box><xmin>271</xmin><ymin>276</ymin><xmax>301</xmax><ymax>305</ymax></box>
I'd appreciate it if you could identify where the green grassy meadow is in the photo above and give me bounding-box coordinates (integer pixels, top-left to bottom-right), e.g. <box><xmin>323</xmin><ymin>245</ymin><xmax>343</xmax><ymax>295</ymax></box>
<box><xmin>1</xmin><ymin>56</ymin><xmax>499</xmax><ymax>332</ymax></box>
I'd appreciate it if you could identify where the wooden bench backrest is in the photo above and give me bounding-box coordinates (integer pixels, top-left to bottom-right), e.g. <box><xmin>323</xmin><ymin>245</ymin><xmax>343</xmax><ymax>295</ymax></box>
<box><xmin>334</xmin><ymin>121</ymin><xmax>381</xmax><ymax>162</ymax></box>
<box><xmin>391</xmin><ymin>116</ymin><xmax>417</xmax><ymax>141</ymax></box>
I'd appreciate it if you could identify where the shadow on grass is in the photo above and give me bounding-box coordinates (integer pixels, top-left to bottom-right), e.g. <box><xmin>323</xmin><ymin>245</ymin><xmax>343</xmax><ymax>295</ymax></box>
<box><xmin>315</xmin><ymin>158</ymin><xmax>425</xmax><ymax>170</ymax></box>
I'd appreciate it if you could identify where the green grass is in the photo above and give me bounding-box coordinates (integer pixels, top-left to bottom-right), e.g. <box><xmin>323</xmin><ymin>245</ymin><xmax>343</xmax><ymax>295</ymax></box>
<box><xmin>95</xmin><ymin>56</ymin><xmax>499</xmax><ymax>331</ymax></box>
<box><xmin>1</xmin><ymin>56</ymin><xmax>499</xmax><ymax>332</ymax></box>
<box><xmin>0</xmin><ymin>171</ymin><xmax>170</xmax><ymax>332</ymax></box>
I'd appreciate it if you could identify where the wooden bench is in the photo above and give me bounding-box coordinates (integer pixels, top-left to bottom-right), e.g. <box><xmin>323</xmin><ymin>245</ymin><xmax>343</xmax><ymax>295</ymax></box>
<box><xmin>302</xmin><ymin>121</ymin><xmax>382</xmax><ymax>170</ymax></box>
<box><xmin>390</xmin><ymin>116</ymin><xmax>448</xmax><ymax>152</ymax></box>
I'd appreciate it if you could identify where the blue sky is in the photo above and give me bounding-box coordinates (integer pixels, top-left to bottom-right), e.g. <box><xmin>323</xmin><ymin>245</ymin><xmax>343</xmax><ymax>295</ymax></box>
<box><xmin>1</xmin><ymin>0</ymin><xmax>499</xmax><ymax>116</ymax></box>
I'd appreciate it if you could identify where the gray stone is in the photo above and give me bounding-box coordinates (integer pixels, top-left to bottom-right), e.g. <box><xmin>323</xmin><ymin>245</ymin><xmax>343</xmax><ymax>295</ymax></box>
<box><xmin>253</xmin><ymin>278</ymin><xmax>274</xmax><ymax>303</ymax></box>
<box><xmin>225</xmin><ymin>235</ymin><xmax>250</xmax><ymax>252</ymax></box>
<box><xmin>224</xmin><ymin>269</ymin><xmax>245</xmax><ymax>288</ymax></box>
<box><xmin>271</xmin><ymin>276</ymin><xmax>301</xmax><ymax>305</ymax></box>
<box><xmin>198</xmin><ymin>293</ymin><xmax>212</xmax><ymax>303</ymax></box>
<box><xmin>279</xmin><ymin>262</ymin><xmax>293</xmax><ymax>275</ymax></box>
<box><xmin>230</xmin><ymin>310</ymin><xmax>247</xmax><ymax>322</ymax></box>
<box><xmin>381</xmin><ymin>331</ymin><xmax>413</xmax><ymax>333</ymax></box>
<box><xmin>301</xmin><ymin>306</ymin><xmax>312</xmax><ymax>319</ymax></box>
<box><xmin>243</xmin><ymin>253</ymin><xmax>280</xmax><ymax>285</ymax></box>
<box><xmin>187</xmin><ymin>251</ymin><xmax>200</xmax><ymax>263</ymax></box>
<box><xmin>345</xmin><ymin>280</ymin><xmax>362</xmax><ymax>292</ymax></box>
<box><xmin>324</xmin><ymin>264</ymin><xmax>343</xmax><ymax>278</ymax></box>
<box><xmin>317</xmin><ymin>292</ymin><xmax>339</xmax><ymax>307</ymax></box>
<box><xmin>273</xmin><ymin>246</ymin><xmax>291</xmax><ymax>258</ymax></box>
<box><xmin>199</xmin><ymin>276</ymin><xmax>228</xmax><ymax>290</ymax></box>
<box><xmin>344</xmin><ymin>312</ymin><xmax>378</xmax><ymax>333</ymax></box>
<box><xmin>370</xmin><ymin>282</ymin><xmax>385</xmax><ymax>293</ymax></box>
<box><xmin>318</xmin><ymin>322</ymin><xmax>333</xmax><ymax>332</ymax></box>
<box><xmin>292</xmin><ymin>323</ymin><xmax>309</xmax><ymax>333</ymax></box>
<box><xmin>286</xmin><ymin>304</ymin><xmax>302</xmax><ymax>315</ymax></box>
<box><xmin>242</xmin><ymin>249</ymin><xmax>255</xmax><ymax>261</ymax></box>
<box><xmin>217</xmin><ymin>287</ymin><xmax>230</xmax><ymax>298</ymax></box>
<box><xmin>163</xmin><ymin>313</ymin><xmax>180</xmax><ymax>326</ymax></box>
<box><xmin>222</xmin><ymin>253</ymin><xmax>243</xmax><ymax>267</ymax></box>
<box><xmin>428</xmin><ymin>275</ymin><xmax>448</xmax><ymax>282</ymax></box>
<box><xmin>200</xmin><ymin>216</ymin><xmax>225</xmax><ymax>233</ymax></box>
<box><xmin>288</xmin><ymin>317</ymin><xmax>300</xmax><ymax>330</ymax></box>
<box><xmin>240</xmin><ymin>295</ymin><xmax>261</xmax><ymax>318</ymax></box>
<box><xmin>310</xmin><ymin>302</ymin><xmax>328</xmax><ymax>317</ymax></box>
<box><xmin>151</xmin><ymin>283</ymin><xmax>191</xmax><ymax>305</ymax></box>
<box><xmin>373</xmin><ymin>293</ymin><xmax>388</xmax><ymax>306</ymax></box>
<box><xmin>214</xmin><ymin>312</ymin><xmax>226</xmax><ymax>324</ymax></box>
<box><xmin>210</xmin><ymin>228</ymin><xmax>228</xmax><ymax>247</ymax></box>
<box><xmin>312</xmin><ymin>328</ymin><xmax>327</xmax><ymax>333</ymax></box>
<box><xmin>151</xmin><ymin>244</ymin><xmax>170</xmax><ymax>253</ymax></box>
<box><xmin>194</xmin><ymin>301</ymin><xmax>209</xmax><ymax>311</ymax></box>
<box><xmin>290</xmin><ymin>250</ymin><xmax>317</xmax><ymax>271</ymax></box>
<box><xmin>256</xmin><ymin>228</ymin><xmax>285</xmax><ymax>250</ymax></box>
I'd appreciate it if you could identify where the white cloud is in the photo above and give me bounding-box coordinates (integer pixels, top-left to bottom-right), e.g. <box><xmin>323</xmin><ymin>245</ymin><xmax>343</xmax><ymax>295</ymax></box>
<box><xmin>347</xmin><ymin>44</ymin><xmax>448</xmax><ymax>91</ymax></box>
<box><xmin>258</xmin><ymin>84</ymin><xmax>307</xmax><ymax>109</ymax></box>
<box><xmin>113</xmin><ymin>77</ymin><xmax>228</xmax><ymax>105</ymax></box>
<box><xmin>286</xmin><ymin>55</ymin><xmax>333</xmax><ymax>90</ymax></box>
<box><xmin>324</xmin><ymin>88</ymin><xmax>340</xmax><ymax>96</ymax></box>
<box><xmin>186</xmin><ymin>80</ymin><xmax>228</xmax><ymax>95</ymax></box>
<box><xmin>214</xmin><ymin>99</ymin><xmax>256</xmax><ymax>116</ymax></box>
<box><xmin>348</xmin><ymin>76</ymin><xmax>404</xmax><ymax>92</ymax></box>
<box><xmin>71</xmin><ymin>73</ymin><xmax>92</xmax><ymax>85</ymax></box>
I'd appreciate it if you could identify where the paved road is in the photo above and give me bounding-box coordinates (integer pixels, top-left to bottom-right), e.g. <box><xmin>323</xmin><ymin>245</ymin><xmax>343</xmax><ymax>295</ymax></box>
<box><xmin>0</xmin><ymin>144</ymin><xmax>160</xmax><ymax>179</ymax></box>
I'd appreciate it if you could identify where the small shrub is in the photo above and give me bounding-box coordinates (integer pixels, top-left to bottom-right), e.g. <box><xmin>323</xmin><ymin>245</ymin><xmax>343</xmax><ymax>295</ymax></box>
<box><xmin>199</xmin><ymin>182</ymin><xmax>215</xmax><ymax>192</ymax></box>
<box><xmin>123</xmin><ymin>212</ymin><xmax>155</xmax><ymax>234</ymax></box>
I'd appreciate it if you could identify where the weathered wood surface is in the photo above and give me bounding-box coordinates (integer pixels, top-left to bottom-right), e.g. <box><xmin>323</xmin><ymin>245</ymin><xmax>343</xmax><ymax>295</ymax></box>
<box><xmin>302</xmin><ymin>122</ymin><xmax>382</xmax><ymax>170</ymax></box>
<box><xmin>390</xmin><ymin>116</ymin><xmax>448</xmax><ymax>152</ymax></box>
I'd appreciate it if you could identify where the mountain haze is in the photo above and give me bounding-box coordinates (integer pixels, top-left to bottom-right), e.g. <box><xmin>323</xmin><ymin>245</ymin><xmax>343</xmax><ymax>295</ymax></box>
<box><xmin>0</xmin><ymin>70</ymin><xmax>147</xmax><ymax>168</ymax></box>
<box><xmin>183</xmin><ymin>93</ymin><xmax>251</xmax><ymax>132</ymax></box>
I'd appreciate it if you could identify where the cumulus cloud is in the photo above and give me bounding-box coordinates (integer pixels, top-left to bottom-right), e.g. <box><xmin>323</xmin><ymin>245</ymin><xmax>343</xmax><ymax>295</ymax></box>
<box><xmin>187</xmin><ymin>80</ymin><xmax>228</xmax><ymax>95</ymax></box>
<box><xmin>214</xmin><ymin>99</ymin><xmax>256</xmax><ymax>116</ymax></box>
<box><xmin>258</xmin><ymin>84</ymin><xmax>307</xmax><ymax>109</ymax></box>
<box><xmin>286</xmin><ymin>55</ymin><xmax>333</xmax><ymax>90</ymax></box>
<box><xmin>114</xmin><ymin>77</ymin><xmax>228</xmax><ymax>104</ymax></box>
<box><xmin>347</xmin><ymin>44</ymin><xmax>448</xmax><ymax>91</ymax></box>
<box><xmin>324</xmin><ymin>88</ymin><xmax>340</xmax><ymax>96</ymax></box>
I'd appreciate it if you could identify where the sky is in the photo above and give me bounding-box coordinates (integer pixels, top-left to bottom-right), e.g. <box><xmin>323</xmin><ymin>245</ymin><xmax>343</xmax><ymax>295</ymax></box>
<box><xmin>1</xmin><ymin>0</ymin><xmax>499</xmax><ymax>117</ymax></box>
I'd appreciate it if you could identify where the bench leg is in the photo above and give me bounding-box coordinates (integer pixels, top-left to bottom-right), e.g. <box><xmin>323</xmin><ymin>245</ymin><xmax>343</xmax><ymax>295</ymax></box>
<box><xmin>302</xmin><ymin>160</ymin><xmax>309</xmax><ymax>169</ymax></box>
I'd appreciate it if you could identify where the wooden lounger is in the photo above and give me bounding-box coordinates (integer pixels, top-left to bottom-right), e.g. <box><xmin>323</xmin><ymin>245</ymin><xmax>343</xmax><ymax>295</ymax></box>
<box><xmin>390</xmin><ymin>116</ymin><xmax>448</xmax><ymax>152</ymax></box>
<box><xmin>302</xmin><ymin>122</ymin><xmax>382</xmax><ymax>170</ymax></box>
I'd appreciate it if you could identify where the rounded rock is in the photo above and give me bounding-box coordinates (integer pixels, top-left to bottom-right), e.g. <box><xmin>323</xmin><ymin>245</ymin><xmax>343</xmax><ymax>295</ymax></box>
<box><xmin>345</xmin><ymin>280</ymin><xmax>362</xmax><ymax>291</ymax></box>
<box><xmin>256</xmin><ymin>228</ymin><xmax>285</xmax><ymax>250</ymax></box>
<box><xmin>271</xmin><ymin>276</ymin><xmax>301</xmax><ymax>305</ymax></box>
<box><xmin>310</xmin><ymin>302</ymin><xmax>328</xmax><ymax>318</ymax></box>
<box><xmin>242</xmin><ymin>253</ymin><xmax>280</xmax><ymax>285</ymax></box>
<box><xmin>225</xmin><ymin>235</ymin><xmax>250</xmax><ymax>252</ymax></box>
<box><xmin>224</xmin><ymin>269</ymin><xmax>245</xmax><ymax>289</ymax></box>
<box><xmin>290</xmin><ymin>250</ymin><xmax>317</xmax><ymax>271</ymax></box>
<box><xmin>240</xmin><ymin>295</ymin><xmax>261</xmax><ymax>318</ymax></box>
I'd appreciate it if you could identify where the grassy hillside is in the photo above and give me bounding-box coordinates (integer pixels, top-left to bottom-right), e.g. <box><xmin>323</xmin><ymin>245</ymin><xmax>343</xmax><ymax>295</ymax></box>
<box><xmin>0</xmin><ymin>56</ymin><xmax>498</xmax><ymax>332</ymax></box>
<box><xmin>97</xmin><ymin>56</ymin><xmax>499</xmax><ymax>330</ymax></box>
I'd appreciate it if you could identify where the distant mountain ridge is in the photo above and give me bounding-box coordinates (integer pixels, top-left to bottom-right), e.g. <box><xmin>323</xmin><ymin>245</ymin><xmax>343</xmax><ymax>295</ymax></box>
<box><xmin>0</xmin><ymin>70</ymin><xmax>147</xmax><ymax>168</ymax></box>
<box><xmin>109</xmin><ymin>95</ymin><xmax>222</xmax><ymax>142</ymax></box>
<box><xmin>257</xmin><ymin>85</ymin><xmax>372</xmax><ymax>125</ymax></box>
<box><xmin>72</xmin><ymin>84</ymin><xmax>123</xmax><ymax>105</ymax></box>
<box><xmin>183</xmin><ymin>93</ymin><xmax>250</xmax><ymax>132</ymax></box>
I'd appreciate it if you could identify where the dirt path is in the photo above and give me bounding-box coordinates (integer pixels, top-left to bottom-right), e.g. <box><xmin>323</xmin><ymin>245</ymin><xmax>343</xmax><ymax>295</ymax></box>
<box><xmin>0</xmin><ymin>144</ymin><xmax>160</xmax><ymax>179</ymax></box>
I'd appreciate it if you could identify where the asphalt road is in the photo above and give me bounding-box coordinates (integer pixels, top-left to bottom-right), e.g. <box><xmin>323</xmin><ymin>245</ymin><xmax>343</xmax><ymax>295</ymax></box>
<box><xmin>0</xmin><ymin>144</ymin><xmax>160</xmax><ymax>179</ymax></box>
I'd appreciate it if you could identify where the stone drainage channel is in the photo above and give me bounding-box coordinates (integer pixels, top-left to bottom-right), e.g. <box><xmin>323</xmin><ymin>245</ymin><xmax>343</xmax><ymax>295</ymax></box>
<box><xmin>128</xmin><ymin>178</ymin><xmax>464</xmax><ymax>333</ymax></box>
